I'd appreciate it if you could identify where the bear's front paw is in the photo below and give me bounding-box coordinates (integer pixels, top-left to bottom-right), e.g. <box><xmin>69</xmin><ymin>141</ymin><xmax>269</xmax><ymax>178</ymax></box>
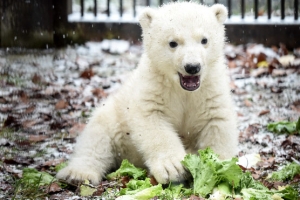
<box><xmin>56</xmin><ymin>165</ymin><xmax>101</xmax><ymax>185</ymax></box>
<box><xmin>147</xmin><ymin>154</ymin><xmax>187</xmax><ymax>184</ymax></box>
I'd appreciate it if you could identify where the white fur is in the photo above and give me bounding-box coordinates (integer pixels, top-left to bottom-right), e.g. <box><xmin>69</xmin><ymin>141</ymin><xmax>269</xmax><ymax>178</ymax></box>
<box><xmin>56</xmin><ymin>2</ymin><xmax>238</xmax><ymax>185</ymax></box>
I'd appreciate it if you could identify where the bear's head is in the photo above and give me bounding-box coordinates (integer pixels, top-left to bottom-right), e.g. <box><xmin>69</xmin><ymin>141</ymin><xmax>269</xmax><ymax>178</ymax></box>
<box><xmin>139</xmin><ymin>2</ymin><xmax>228</xmax><ymax>91</ymax></box>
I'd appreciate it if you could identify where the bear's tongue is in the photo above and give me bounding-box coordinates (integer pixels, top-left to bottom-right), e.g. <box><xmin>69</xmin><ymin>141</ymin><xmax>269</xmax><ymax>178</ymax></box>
<box><xmin>179</xmin><ymin>73</ymin><xmax>200</xmax><ymax>91</ymax></box>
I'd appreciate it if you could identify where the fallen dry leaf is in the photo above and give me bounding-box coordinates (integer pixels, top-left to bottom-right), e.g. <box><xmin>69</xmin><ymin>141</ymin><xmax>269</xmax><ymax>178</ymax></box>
<box><xmin>291</xmin><ymin>100</ymin><xmax>300</xmax><ymax>112</ymax></box>
<box><xmin>68</xmin><ymin>123</ymin><xmax>86</xmax><ymax>138</ymax></box>
<box><xmin>92</xmin><ymin>88</ymin><xmax>108</xmax><ymax>98</ymax></box>
<box><xmin>244</xmin><ymin>99</ymin><xmax>253</xmax><ymax>107</ymax></box>
<box><xmin>256</xmin><ymin>52</ymin><xmax>267</xmax><ymax>63</ymax></box>
<box><xmin>258</xmin><ymin>110</ymin><xmax>270</xmax><ymax>116</ymax></box>
<box><xmin>28</xmin><ymin>135</ymin><xmax>49</xmax><ymax>142</ymax></box>
<box><xmin>55</xmin><ymin>100</ymin><xmax>69</xmax><ymax>110</ymax></box>
<box><xmin>32</xmin><ymin>74</ymin><xmax>42</xmax><ymax>84</ymax></box>
<box><xmin>80</xmin><ymin>68</ymin><xmax>94</xmax><ymax>79</ymax></box>
<box><xmin>270</xmin><ymin>86</ymin><xmax>283</xmax><ymax>93</ymax></box>
<box><xmin>43</xmin><ymin>158</ymin><xmax>65</xmax><ymax>167</ymax></box>
<box><xmin>46</xmin><ymin>182</ymin><xmax>62</xmax><ymax>193</ymax></box>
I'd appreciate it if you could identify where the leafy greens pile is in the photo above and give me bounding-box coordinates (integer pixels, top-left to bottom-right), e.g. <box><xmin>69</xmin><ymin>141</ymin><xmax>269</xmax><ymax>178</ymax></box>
<box><xmin>106</xmin><ymin>148</ymin><xmax>299</xmax><ymax>200</ymax></box>
<box><xmin>18</xmin><ymin>148</ymin><xmax>299</xmax><ymax>199</ymax></box>
<box><xmin>182</xmin><ymin>148</ymin><xmax>299</xmax><ymax>200</ymax></box>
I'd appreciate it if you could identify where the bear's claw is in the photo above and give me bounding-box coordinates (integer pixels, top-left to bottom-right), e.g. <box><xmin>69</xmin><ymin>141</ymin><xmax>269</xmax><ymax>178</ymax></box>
<box><xmin>56</xmin><ymin>166</ymin><xmax>101</xmax><ymax>185</ymax></box>
<box><xmin>148</xmin><ymin>155</ymin><xmax>187</xmax><ymax>184</ymax></box>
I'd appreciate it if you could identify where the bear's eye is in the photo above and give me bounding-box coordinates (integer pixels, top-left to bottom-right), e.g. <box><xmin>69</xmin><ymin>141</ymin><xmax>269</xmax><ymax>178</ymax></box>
<box><xmin>169</xmin><ymin>41</ymin><xmax>178</xmax><ymax>48</ymax></box>
<box><xmin>201</xmin><ymin>38</ymin><xmax>208</xmax><ymax>45</ymax></box>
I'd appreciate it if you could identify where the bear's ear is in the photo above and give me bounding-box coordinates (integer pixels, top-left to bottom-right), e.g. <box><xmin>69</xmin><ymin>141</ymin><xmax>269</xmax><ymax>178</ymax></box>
<box><xmin>139</xmin><ymin>7</ymin><xmax>156</xmax><ymax>29</ymax></box>
<box><xmin>211</xmin><ymin>4</ymin><xmax>228</xmax><ymax>24</ymax></box>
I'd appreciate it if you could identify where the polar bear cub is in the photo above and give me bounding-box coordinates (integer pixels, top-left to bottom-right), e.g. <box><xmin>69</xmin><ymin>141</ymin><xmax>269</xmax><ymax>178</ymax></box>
<box><xmin>57</xmin><ymin>2</ymin><xmax>238</xmax><ymax>185</ymax></box>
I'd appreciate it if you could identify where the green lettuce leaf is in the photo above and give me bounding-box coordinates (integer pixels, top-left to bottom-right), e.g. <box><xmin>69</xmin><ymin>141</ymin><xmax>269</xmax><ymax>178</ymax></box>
<box><xmin>55</xmin><ymin>162</ymin><xmax>67</xmax><ymax>172</ymax></box>
<box><xmin>118</xmin><ymin>184</ymin><xmax>163</xmax><ymax>200</ymax></box>
<box><xmin>80</xmin><ymin>180</ymin><xmax>97</xmax><ymax>197</ymax></box>
<box><xmin>269</xmin><ymin>162</ymin><xmax>300</xmax><ymax>181</ymax></box>
<box><xmin>182</xmin><ymin>150</ymin><xmax>218</xmax><ymax>196</ymax></box>
<box><xmin>239</xmin><ymin>171</ymin><xmax>267</xmax><ymax>190</ymax></box>
<box><xmin>273</xmin><ymin>186</ymin><xmax>299</xmax><ymax>200</ymax></box>
<box><xmin>119</xmin><ymin>178</ymin><xmax>152</xmax><ymax>195</ymax></box>
<box><xmin>182</xmin><ymin>148</ymin><xmax>243</xmax><ymax>197</ymax></box>
<box><xmin>241</xmin><ymin>188</ymin><xmax>274</xmax><ymax>200</ymax></box>
<box><xmin>267</xmin><ymin>117</ymin><xmax>300</xmax><ymax>135</ymax></box>
<box><xmin>162</xmin><ymin>183</ymin><xmax>190</xmax><ymax>199</ymax></box>
<box><xmin>106</xmin><ymin>159</ymin><xmax>147</xmax><ymax>180</ymax></box>
<box><xmin>21</xmin><ymin>168</ymin><xmax>56</xmax><ymax>186</ymax></box>
<box><xmin>133</xmin><ymin>184</ymin><xmax>163</xmax><ymax>199</ymax></box>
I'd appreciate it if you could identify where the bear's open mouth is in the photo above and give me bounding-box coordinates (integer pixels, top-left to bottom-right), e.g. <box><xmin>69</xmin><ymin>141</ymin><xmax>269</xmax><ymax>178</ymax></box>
<box><xmin>178</xmin><ymin>73</ymin><xmax>200</xmax><ymax>91</ymax></box>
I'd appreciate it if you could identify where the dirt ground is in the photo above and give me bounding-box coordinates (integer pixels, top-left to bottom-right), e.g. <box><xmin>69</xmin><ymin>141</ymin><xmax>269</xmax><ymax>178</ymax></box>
<box><xmin>0</xmin><ymin>42</ymin><xmax>299</xmax><ymax>199</ymax></box>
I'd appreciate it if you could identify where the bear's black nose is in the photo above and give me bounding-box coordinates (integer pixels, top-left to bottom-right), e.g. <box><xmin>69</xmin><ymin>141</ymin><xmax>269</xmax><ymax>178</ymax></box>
<box><xmin>184</xmin><ymin>64</ymin><xmax>201</xmax><ymax>75</ymax></box>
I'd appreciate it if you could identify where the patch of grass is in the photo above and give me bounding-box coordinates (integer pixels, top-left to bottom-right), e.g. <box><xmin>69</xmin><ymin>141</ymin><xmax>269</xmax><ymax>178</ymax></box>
<box><xmin>11</xmin><ymin>168</ymin><xmax>58</xmax><ymax>200</ymax></box>
<box><xmin>12</xmin><ymin>174</ymin><xmax>49</xmax><ymax>200</ymax></box>
<box><xmin>0</xmin><ymin>73</ymin><xmax>26</xmax><ymax>87</ymax></box>
<box><xmin>0</xmin><ymin>128</ymin><xmax>26</xmax><ymax>141</ymax></box>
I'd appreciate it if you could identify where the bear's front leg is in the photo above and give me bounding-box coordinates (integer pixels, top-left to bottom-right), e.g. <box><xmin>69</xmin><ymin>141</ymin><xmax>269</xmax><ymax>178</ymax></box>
<box><xmin>197</xmin><ymin>117</ymin><xmax>238</xmax><ymax>160</ymax></box>
<box><xmin>131</xmin><ymin>114</ymin><xmax>187</xmax><ymax>184</ymax></box>
<box><xmin>56</xmin><ymin>123</ymin><xmax>115</xmax><ymax>185</ymax></box>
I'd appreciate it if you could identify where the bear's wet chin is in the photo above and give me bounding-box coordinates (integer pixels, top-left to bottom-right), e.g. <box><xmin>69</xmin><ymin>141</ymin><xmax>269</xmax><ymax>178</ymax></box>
<box><xmin>178</xmin><ymin>73</ymin><xmax>200</xmax><ymax>91</ymax></box>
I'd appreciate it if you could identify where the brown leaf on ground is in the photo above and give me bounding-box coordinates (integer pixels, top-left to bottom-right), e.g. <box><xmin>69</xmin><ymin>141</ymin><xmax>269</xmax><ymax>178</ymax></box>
<box><xmin>55</xmin><ymin>100</ymin><xmax>69</xmax><ymax>110</ymax></box>
<box><xmin>257</xmin><ymin>157</ymin><xmax>275</xmax><ymax>169</ymax></box>
<box><xmin>261</xmin><ymin>180</ymin><xmax>275</xmax><ymax>190</ymax></box>
<box><xmin>46</xmin><ymin>182</ymin><xmax>62</xmax><ymax>193</ymax></box>
<box><xmin>256</xmin><ymin>52</ymin><xmax>267</xmax><ymax>63</ymax></box>
<box><xmin>291</xmin><ymin>100</ymin><xmax>300</xmax><ymax>112</ymax></box>
<box><xmin>240</xmin><ymin>124</ymin><xmax>260</xmax><ymax>142</ymax></box>
<box><xmin>281</xmin><ymin>135</ymin><xmax>300</xmax><ymax>149</ymax></box>
<box><xmin>92</xmin><ymin>185</ymin><xmax>105</xmax><ymax>196</ymax></box>
<box><xmin>43</xmin><ymin>158</ymin><xmax>65</xmax><ymax>167</ymax></box>
<box><xmin>25</xmin><ymin>105</ymin><xmax>36</xmax><ymax>114</ymax></box>
<box><xmin>22</xmin><ymin>119</ymin><xmax>39</xmax><ymax>128</ymax></box>
<box><xmin>69</xmin><ymin>123</ymin><xmax>86</xmax><ymax>138</ymax></box>
<box><xmin>258</xmin><ymin>110</ymin><xmax>270</xmax><ymax>116</ymax></box>
<box><xmin>32</xmin><ymin>74</ymin><xmax>42</xmax><ymax>84</ymax></box>
<box><xmin>270</xmin><ymin>86</ymin><xmax>283</xmax><ymax>93</ymax></box>
<box><xmin>291</xmin><ymin>174</ymin><xmax>300</xmax><ymax>184</ymax></box>
<box><xmin>28</xmin><ymin>135</ymin><xmax>48</xmax><ymax>142</ymax></box>
<box><xmin>244</xmin><ymin>99</ymin><xmax>253</xmax><ymax>107</ymax></box>
<box><xmin>80</xmin><ymin>68</ymin><xmax>94</xmax><ymax>79</ymax></box>
<box><xmin>0</xmin><ymin>96</ymin><xmax>8</xmax><ymax>104</ymax></box>
<box><xmin>17</xmin><ymin>90</ymin><xmax>29</xmax><ymax>103</ymax></box>
<box><xmin>92</xmin><ymin>88</ymin><xmax>108</xmax><ymax>98</ymax></box>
